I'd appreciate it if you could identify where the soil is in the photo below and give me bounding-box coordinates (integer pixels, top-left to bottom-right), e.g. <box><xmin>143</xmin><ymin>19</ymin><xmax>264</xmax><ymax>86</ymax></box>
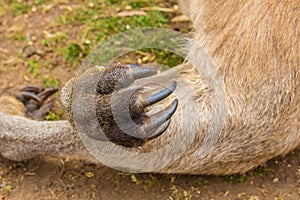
<box><xmin>0</xmin><ymin>1</ymin><xmax>299</xmax><ymax>200</ymax></box>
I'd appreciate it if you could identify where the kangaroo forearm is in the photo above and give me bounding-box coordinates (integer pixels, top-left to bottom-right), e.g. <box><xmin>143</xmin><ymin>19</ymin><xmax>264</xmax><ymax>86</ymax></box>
<box><xmin>0</xmin><ymin>113</ymin><xmax>95</xmax><ymax>162</ymax></box>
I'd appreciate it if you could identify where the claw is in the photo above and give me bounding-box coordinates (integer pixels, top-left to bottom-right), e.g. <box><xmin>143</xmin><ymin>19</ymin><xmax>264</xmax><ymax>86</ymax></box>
<box><xmin>129</xmin><ymin>99</ymin><xmax>178</xmax><ymax>140</ymax></box>
<box><xmin>12</xmin><ymin>86</ymin><xmax>57</xmax><ymax>104</ymax></box>
<box><xmin>97</xmin><ymin>65</ymin><xmax>157</xmax><ymax>94</ymax></box>
<box><xmin>144</xmin><ymin>99</ymin><xmax>178</xmax><ymax>133</ymax></box>
<box><xmin>146</xmin><ymin>120</ymin><xmax>171</xmax><ymax>140</ymax></box>
<box><xmin>141</xmin><ymin>81</ymin><xmax>177</xmax><ymax>107</ymax></box>
<box><xmin>15</xmin><ymin>87</ymin><xmax>58</xmax><ymax>106</ymax></box>
<box><xmin>18</xmin><ymin>85</ymin><xmax>43</xmax><ymax>93</ymax></box>
<box><xmin>129</xmin><ymin>66</ymin><xmax>157</xmax><ymax>80</ymax></box>
<box><xmin>95</xmin><ymin>62</ymin><xmax>178</xmax><ymax>147</ymax></box>
<box><xmin>30</xmin><ymin>97</ymin><xmax>57</xmax><ymax>120</ymax></box>
<box><xmin>16</xmin><ymin>91</ymin><xmax>41</xmax><ymax>103</ymax></box>
<box><xmin>38</xmin><ymin>87</ymin><xmax>59</xmax><ymax>103</ymax></box>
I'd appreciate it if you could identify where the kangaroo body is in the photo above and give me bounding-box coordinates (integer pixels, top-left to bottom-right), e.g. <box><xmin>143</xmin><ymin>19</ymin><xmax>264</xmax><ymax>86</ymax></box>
<box><xmin>0</xmin><ymin>0</ymin><xmax>298</xmax><ymax>175</ymax></box>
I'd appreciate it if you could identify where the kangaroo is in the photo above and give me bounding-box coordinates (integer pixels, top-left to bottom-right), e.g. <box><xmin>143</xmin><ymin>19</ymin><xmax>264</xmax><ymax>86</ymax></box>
<box><xmin>0</xmin><ymin>0</ymin><xmax>298</xmax><ymax>175</ymax></box>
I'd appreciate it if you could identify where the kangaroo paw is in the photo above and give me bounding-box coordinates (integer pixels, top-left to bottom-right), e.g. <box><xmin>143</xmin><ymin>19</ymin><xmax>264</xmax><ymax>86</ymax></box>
<box><xmin>95</xmin><ymin>63</ymin><xmax>178</xmax><ymax>147</ymax></box>
<box><xmin>9</xmin><ymin>86</ymin><xmax>58</xmax><ymax>120</ymax></box>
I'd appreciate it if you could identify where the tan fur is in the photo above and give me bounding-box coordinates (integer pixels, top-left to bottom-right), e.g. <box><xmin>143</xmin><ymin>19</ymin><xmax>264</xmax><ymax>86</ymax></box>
<box><xmin>173</xmin><ymin>0</ymin><xmax>300</xmax><ymax>174</ymax></box>
<box><xmin>0</xmin><ymin>96</ymin><xmax>26</xmax><ymax>117</ymax></box>
<box><xmin>0</xmin><ymin>0</ymin><xmax>298</xmax><ymax>175</ymax></box>
<box><xmin>117</xmin><ymin>0</ymin><xmax>299</xmax><ymax>174</ymax></box>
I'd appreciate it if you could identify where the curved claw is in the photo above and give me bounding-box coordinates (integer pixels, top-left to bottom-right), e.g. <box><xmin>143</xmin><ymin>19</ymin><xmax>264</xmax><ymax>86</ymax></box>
<box><xmin>30</xmin><ymin>97</ymin><xmax>57</xmax><ymax>120</ymax></box>
<box><xmin>18</xmin><ymin>85</ymin><xmax>43</xmax><ymax>93</ymax></box>
<box><xmin>16</xmin><ymin>91</ymin><xmax>41</xmax><ymax>103</ymax></box>
<box><xmin>128</xmin><ymin>99</ymin><xmax>178</xmax><ymax>140</ymax></box>
<box><xmin>15</xmin><ymin>87</ymin><xmax>58</xmax><ymax>106</ymax></box>
<box><xmin>143</xmin><ymin>120</ymin><xmax>171</xmax><ymax>140</ymax></box>
<box><xmin>12</xmin><ymin>86</ymin><xmax>57</xmax><ymax>104</ymax></box>
<box><xmin>141</xmin><ymin>81</ymin><xmax>177</xmax><ymax>108</ymax></box>
<box><xmin>144</xmin><ymin>99</ymin><xmax>178</xmax><ymax>134</ymax></box>
<box><xmin>129</xmin><ymin>66</ymin><xmax>157</xmax><ymax>80</ymax></box>
<box><xmin>95</xmin><ymin>62</ymin><xmax>178</xmax><ymax>147</ymax></box>
<box><xmin>38</xmin><ymin>87</ymin><xmax>59</xmax><ymax>103</ymax></box>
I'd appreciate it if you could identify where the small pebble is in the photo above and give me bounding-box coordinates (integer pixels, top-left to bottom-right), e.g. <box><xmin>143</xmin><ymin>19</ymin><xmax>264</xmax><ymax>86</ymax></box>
<box><xmin>125</xmin><ymin>5</ymin><xmax>132</xmax><ymax>10</ymax></box>
<box><xmin>248</xmin><ymin>195</ymin><xmax>259</xmax><ymax>200</ymax></box>
<box><xmin>88</xmin><ymin>2</ymin><xmax>94</xmax><ymax>8</ymax></box>
<box><xmin>31</xmin><ymin>6</ymin><xmax>37</xmax><ymax>12</ymax></box>
<box><xmin>137</xmin><ymin>58</ymin><xmax>142</xmax><ymax>65</ymax></box>
<box><xmin>272</xmin><ymin>178</ymin><xmax>279</xmax><ymax>183</ymax></box>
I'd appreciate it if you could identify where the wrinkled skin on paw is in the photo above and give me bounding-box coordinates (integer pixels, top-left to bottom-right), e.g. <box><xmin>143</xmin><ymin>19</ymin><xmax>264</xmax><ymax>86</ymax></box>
<box><xmin>78</xmin><ymin>63</ymin><xmax>178</xmax><ymax>147</ymax></box>
<box><xmin>6</xmin><ymin>86</ymin><xmax>58</xmax><ymax>120</ymax></box>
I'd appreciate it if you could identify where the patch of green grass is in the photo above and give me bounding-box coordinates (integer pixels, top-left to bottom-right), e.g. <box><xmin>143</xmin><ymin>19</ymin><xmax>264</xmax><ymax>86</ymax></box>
<box><xmin>65</xmin><ymin>43</ymin><xmax>83</xmax><ymax>60</ymax></box>
<box><xmin>151</xmin><ymin>49</ymin><xmax>184</xmax><ymax>68</ymax></box>
<box><xmin>42</xmin><ymin>76</ymin><xmax>61</xmax><ymax>88</ymax></box>
<box><xmin>28</xmin><ymin>59</ymin><xmax>40</xmax><ymax>77</ymax></box>
<box><xmin>34</xmin><ymin>0</ymin><xmax>49</xmax><ymax>5</ymax></box>
<box><xmin>125</xmin><ymin>1</ymin><xmax>149</xmax><ymax>9</ymax></box>
<box><xmin>17</xmin><ymin>0</ymin><xmax>181</xmax><ymax>70</ymax></box>
<box><xmin>56</xmin><ymin>15</ymin><xmax>68</xmax><ymax>26</ymax></box>
<box><xmin>9</xmin><ymin>31</ymin><xmax>26</xmax><ymax>42</ymax></box>
<box><xmin>12</xmin><ymin>1</ymin><xmax>32</xmax><ymax>15</ymax></box>
<box><xmin>45</xmin><ymin>0</ymin><xmax>180</xmax><ymax>69</ymax></box>
<box><xmin>193</xmin><ymin>177</ymin><xmax>208</xmax><ymax>187</ymax></box>
<box><xmin>47</xmin><ymin>32</ymin><xmax>68</xmax><ymax>45</ymax></box>
<box><xmin>0</xmin><ymin>4</ymin><xmax>8</xmax><ymax>18</ymax></box>
<box><xmin>130</xmin><ymin>174</ymin><xmax>160</xmax><ymax>188</ymax></box>
<box><xmin>222</xmin><ymin>174</ymin><xmax>246</xmax><ymax>184</ymax></box>
<box><xmin>170</xmin><ymin>185</ymin><xmax>192</xmax><ymax>200</ymax></box>
<box><xmin>45</xmin><ymin>111</ymin><xmax>61</xmax><ymax>121</ymax></box>
<box><xmin>143</xmin><ymin>178</ymin><xmax>160</xmax><ymax>187</ymax></box>
<box><xmin>1</xmin><ymin>184</ymin><xmax>13</xmax><ymax>195</ymax></box>
<box><xmin>92</xmin><ymin>11</ymin><xmax>168</xmax><ymax>42</ymax></box>
<box><xmin>64</xmin><ymin>43</ymin><xmax>85</xmax><ymax>67</ymax></box>
<box><xmin>42</xmin><ymin>38</ymin><xmax>49</xmax><ymax>47</ymax></box>
<box><xmin>130</xmin><ymin>174</ymin><xmax>143</xmax><ymax>184</ymax></box>
<box><xmin>132</xmin><ymin>49</ymin><xmax>184</xmax><ymax>68</ymax></box>
<box><xmin>252</xmin><ymin>166</ymin><xmax>273</xmax><ymax>176</ymax></box>
<box><xmin>274</xmin><ymin>197</ymin><xmax>283</xmax><ymax>200</ymax></box>
<box><xmin>58</xmin><ymin>1</ymin><xmax>169</xmax><ymax>41</ymax></box>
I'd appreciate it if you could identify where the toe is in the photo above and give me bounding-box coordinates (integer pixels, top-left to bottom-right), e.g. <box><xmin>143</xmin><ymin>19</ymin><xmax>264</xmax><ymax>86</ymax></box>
<box><xmin>140</xmin><ymin>81</ymin><xmax>177</xmax><ymax>107</ymax></box>
<box><xmin>15</xmin><ymin>91</ymin><xmax>41</xmax><ymax>103</ymax></box>
<box><xmin>38</xmin><ymin>87</ymin><xmax>59</xmax><ymax>103</ymax></box>
<box><xmin>97</xmin><ymin>63</ymin><xmax>157</xmax><ymax>94</ymax></box>
<box><xmin>144</xmin><ymin>99</ymin><xmax>178</xmax><ymax>134</ymax></box>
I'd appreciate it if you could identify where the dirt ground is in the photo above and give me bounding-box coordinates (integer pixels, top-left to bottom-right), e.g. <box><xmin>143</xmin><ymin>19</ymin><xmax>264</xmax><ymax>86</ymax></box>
<box><xmin>0</xmin><ymin>1</ymin><xmax>299</xmax><ymax>199</ymax></box>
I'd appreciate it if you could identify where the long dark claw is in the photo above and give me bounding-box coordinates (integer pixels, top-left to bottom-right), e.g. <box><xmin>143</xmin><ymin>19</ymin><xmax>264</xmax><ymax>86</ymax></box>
<box><xmin>144</xmin><ymin>120</ymin><xmax>171</xmax><ymax>140</ymax></box>
<box><xmin>144</xmin><ymin>99</ymin><xmax>178</xmax><ymax>134</ymax></box>
<box><xmin>38</xmin><ymin>87</ymin><xmax>59</xmax><ymax>103</ymax></box>
<box><xmin>129</xmin><ymin>100</ymin><xmax>177</xmax><ymax>140</ymax></box>
<box><xmin>97</xmin><ymin>64</ymin><xmax>157</xmax><ymax>94</ymax></box>
<box><xmin>18</xmin><ymin>85</ymin><xmax>43</xmax><ymax>93</ymax></box>
<box><xmin>15</xmin><ymin>91</ymin><xmax>41</xmax><ymax>103</ymax></box>
<box><xmin>130</xmin><ymin>67</ymin><xmax>157</xmax><ymax>80</ymax></box>
<box><xmin>141</xmin><ymin>81</ymin><xmax>177</xmax><ymax>107</ymax></box>
<box><xmin>31</xmin><ymin>97</ymin><xmax>57</xmax><ymax>120</ymax></box>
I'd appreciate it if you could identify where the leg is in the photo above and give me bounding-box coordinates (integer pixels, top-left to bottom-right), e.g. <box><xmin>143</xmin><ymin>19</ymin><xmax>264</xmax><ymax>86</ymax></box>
<box><xmin>76</xmin><ymin>63</ymin><xmax>178</xmax><ymax>147</ymax></box>
<box><xmin>5</xmin><ymin>86</ymin><xmax>58</xmax><ymax>120</ymax></box>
